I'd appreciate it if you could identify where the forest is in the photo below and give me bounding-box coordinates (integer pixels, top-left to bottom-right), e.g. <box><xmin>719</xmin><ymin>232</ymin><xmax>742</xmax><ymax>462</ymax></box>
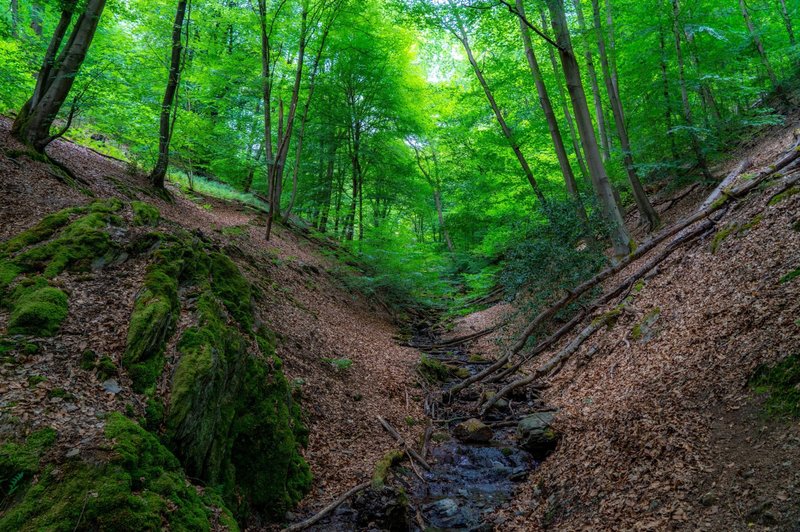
<box><xmin>0</xmin><ymin>0</ymin><xmax>799</xmax><ymax>530</ymax></box>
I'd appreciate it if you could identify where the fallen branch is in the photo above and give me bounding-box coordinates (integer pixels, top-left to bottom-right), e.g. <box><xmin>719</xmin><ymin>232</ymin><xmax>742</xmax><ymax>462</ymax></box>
<box><xmin>417</xmin><ymin>323</ymin><xmax>502</xmax><ymax>349</ymax></box>
<box><xmin>448</xmin><ymin>142</ymin><xmax>797</xmax><ymax>397</ymax></box>
<box><xmin>282</xmin><ymin>481</ymin><xmax>370</xmax><ymax>532</ymax></box>
<box><xmin>699</xmin><ymin>158</ymin><xmax>752</xmax><ymax>211</ymax></box>
<box><xmin>377</xmin><ymin>416</ymin><xmax>431</xmax><ymax>471</ymax></box>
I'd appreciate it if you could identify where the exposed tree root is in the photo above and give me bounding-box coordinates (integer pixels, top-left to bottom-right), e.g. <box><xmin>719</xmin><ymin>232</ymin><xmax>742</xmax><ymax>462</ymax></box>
<box><xmin>449</xmin><ymin>140</ymin><xmax>798</xmax><ymax>399</ymax></box>
<box><xmin>282</xmin><ymin>481</ymin><xmax>371</xmax><ymax>532</ymax></box>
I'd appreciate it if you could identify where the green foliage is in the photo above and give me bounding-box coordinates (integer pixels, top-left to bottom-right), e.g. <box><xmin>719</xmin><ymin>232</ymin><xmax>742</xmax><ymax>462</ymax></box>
<box><xmin>131</xmin><ymin>201</ymin><xmax>160</xmax><ymax>226</ymax></box>
<box><xmin>750</xmin><ymin>355</ymin><xmax>800</xmax><ymax>419</ymax></box>
<box><xmin>321</xmin><ymin>357</ymin><xmax>353</xmax><ymax>371</ymax></box>
<box><xmin>0</xmin><ymin>414</ymin><xmax>239</xmax><ymax>531</ymax></box>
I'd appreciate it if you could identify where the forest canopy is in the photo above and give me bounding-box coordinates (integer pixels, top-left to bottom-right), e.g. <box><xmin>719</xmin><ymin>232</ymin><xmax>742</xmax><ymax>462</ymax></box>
<box><xmin>1</xmin><ymin>0</ymin><xmax>795</xmax><ymax>304</ymax></box>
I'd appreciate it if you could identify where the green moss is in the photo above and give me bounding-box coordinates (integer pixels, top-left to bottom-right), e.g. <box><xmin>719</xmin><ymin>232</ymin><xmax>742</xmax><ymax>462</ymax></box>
<box><xmin>209</xmin><ymin>252</ymin><xmax>253</xmax><ymax>330</ymax></box>
<box><xmin>418</xmin><ymin>355</ymin><xmax>451</xmax><ymax>382</ymax></box>
<box><xmin>0</xmin><ymin>210</ymin><xmax>75</xmax><ymax>257</ymax></box>
<box><xmin>8</xmin><ymin>285</ymin><xmax>68</xmax><ymax>336</ymax></box>
<box><xmin>0</xmin><ymin>414</ymin><xmax>238</xmax><ymax>531</ymax></box>
<box><xmin>631</xmin><ymin>308</ymin><xmax>661</xmax><ymax>341</ymax></box>
<box><xmin>80</xmin><ymin>349</ymin><xmax>97</xmax><ymax>370</ymax></box>
<box><xmin>131</xmin><ymin>201</ymin><xmax>160</xmax><ymax>226</ymax></box>
<box><xmin>97</xmin><ymin>355</ymin><xmax>117</xmax><ymax>380</ymax></box>
<box><xmin>0</xmin><ymin>427</ymin><xmax>57</xmax><ymax>495</ymax></box>
<box><xmin>0</xmin><ymin>259</ymin><xmax>21</xmax><ymax>298</ymax></box>
<box><xmin>27</xmin><ymin>375</ymin><xmax>46</xmax><ymax>386</ymax></box>
<box><xmin>767</xmin><ymin>186</ymin><xmax>800</xmax><ymax>206</ymax></box>
<box><xmin>221</xmin><ymin>225</ymin><xmax>247</xmax><ymax>237</ymax></box>
<box><xmin>710</xmin><ymin>215</ymin><xmax>763</xmax><ymax>254</ymax></box>
<box><xmin>750</xmin><ymin>355</ymin><xmax>800</xmax><ymax>419</ymax></box>
<box><xmin>372</xmin><ymin>449</ymin><xmax>404</xmax><ymax>489</ymax></box>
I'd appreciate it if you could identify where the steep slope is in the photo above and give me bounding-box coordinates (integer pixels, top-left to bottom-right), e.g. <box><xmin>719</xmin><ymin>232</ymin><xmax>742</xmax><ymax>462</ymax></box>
<box><xmin>0</xmin><ymin>117</ymin><xmax>424</xmax><ymax>529</ymax></box>
<box><xmin>451</xmin><ymin>122</ymin><xmax>800</xmax><ymax>530</ymax></box>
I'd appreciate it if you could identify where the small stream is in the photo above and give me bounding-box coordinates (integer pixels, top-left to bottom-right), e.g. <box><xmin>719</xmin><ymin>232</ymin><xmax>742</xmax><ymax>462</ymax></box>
<box><xmin>304</xmin><ymin>320</ymin><xmax>547</xmax><ymax>531</ymax></box>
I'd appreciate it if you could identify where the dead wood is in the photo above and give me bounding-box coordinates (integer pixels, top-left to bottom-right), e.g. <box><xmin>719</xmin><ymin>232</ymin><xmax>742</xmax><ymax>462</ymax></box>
<box><xmin>449</xmin><ymin>141</ymin><xmax>798</xmax><ymax>398</ymax></box>
<box><xmin>699</xmin><ymin>158</ymin><xmax>752</xmax><ymax>211</ymax></box>
<box><xmin>281</xmin><ymin>481</ymin><xmax>371</xmax><ymax>532</ymax></box>
<box><xmin>377</xmin><ymin>416</ymin><xmax>431</xmax><ymax>471</ymax></box>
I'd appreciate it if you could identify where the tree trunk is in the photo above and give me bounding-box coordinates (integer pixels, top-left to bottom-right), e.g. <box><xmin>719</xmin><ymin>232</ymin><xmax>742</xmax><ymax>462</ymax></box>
<box><xmin>546</xmin><ymin>0</ymin><xmax>632</xmax><ymax>258</ymax></box>
<box><xmin>778</xmin><ymin>0</ymin><xmax>796</xmax><ymax>46</ymax></box>
<box><xmin>739</xmin><ymin>0</ymin><xmax>778</xmax><ymax>88</ymax></box>
<box><xmin>10</xmin><ymin>0</ymin><xmax>19</xmax><ymax>38</ymax></box>
<box><xmin>30</xmin><ymin>0</ymin><xmax>42</xmax><ymax>36</ymax></box>
<box><xmin>517</xmin><ymin>0</ymin><xmax>589</xmax><ymax>228</ymax></box>
<box><xmin>671</xmin><ymin>0</ymin><xmax>712</xmax><ymax>179</ymax></box>
<box><xmin>12</xmin><ymin>0</ymin><xmax>106</xmax><ymax>151</ymax></box>
<box><xmin>572</xmin><ymin>0</ymin><xmax>610</xmax><ymax>162</ymax></box>
<box><xmin>659</xmin><ymin>23</ymin><xmax>679</xmax><ymax>162</ymax></box>
<box><xmin>452</xmin><ymin>19</ymin><xmax>549</xmax><ymax>211</ymax></box>
<box><xmin>683</xmin><ymin>30</ymin><xmax>721</xmax><ymax>124</ymax></box>
<box><xmin>150</xmin><ymin>0</ymin><xmax>188</xmax><ymax>188</ymax></box>
<box><xmin>591</xmin><ymin>0</ymin><xmax>659</xmax><ymax>230</ymax></box>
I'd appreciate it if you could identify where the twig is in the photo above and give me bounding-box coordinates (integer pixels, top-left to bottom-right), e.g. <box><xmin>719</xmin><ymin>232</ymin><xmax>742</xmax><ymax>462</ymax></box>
<box><xmin>377</xmin><ymin>416</ymin><xmax>431</xmax><ymax>471</ymax></box>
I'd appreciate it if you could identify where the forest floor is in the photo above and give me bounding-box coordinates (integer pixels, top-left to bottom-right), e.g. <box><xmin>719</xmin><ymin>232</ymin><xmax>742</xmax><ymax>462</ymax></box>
<box><xmin>0</xmin><ymin>116</ymin><xmax>426</xmax><ymax>529</ymax></box>
<box><xmin>445</xmin><ymin>118</ymin><xmax>800</xmax><ymax>530</ymax></box>
<box><xmin>1</xmin><ymin>113</ymin><xmax>799</xmax><ymax>531</ymax></box>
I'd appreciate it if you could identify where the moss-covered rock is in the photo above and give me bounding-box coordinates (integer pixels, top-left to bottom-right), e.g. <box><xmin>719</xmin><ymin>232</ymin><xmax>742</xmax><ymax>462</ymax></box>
<box><xmin>7</xmin><ymin>280</ymin><xmax>68</xmax><ymax>337</ymax></box>
<box><xmin>131</xmin><ymin>201</ymin><xmax>160</xmax><ymax>226</ymax></box>
<box><xmin>0</xmin><ymin>414</ymin><xmax>239</xmax><ymax>531</ymax></box>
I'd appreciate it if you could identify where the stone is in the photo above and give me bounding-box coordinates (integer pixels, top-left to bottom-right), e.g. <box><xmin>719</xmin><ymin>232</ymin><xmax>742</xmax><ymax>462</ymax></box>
<box><xmin>65</xmin><ymin>448</ymin><xmax>80</xmax><ymax>458</ymax></box>
<box><xmin>102</xmin><ymin>378</ymin><xmax>122</xmax><ymax>394</ymax></box>
<box><xmin>453</xmin><ymin>418</ymin><xmax>493</xmax><ymax>443</ymax></box>
<box><xmin>700</xmin><ymin>492</ymin><xmax>716</xmax><ymax>507</ymax></box>
<box><xmin>517</xmin><ymin>411</ymin><xmax>558</xmax><ymax>459</ymax></box>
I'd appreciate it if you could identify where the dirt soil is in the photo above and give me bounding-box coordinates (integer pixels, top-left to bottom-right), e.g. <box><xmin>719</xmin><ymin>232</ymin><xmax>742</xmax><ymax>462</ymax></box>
<box><xmin>0</xmin><ymin>116</ymin><xmax>425</xmax><ymax>527</ymax></box>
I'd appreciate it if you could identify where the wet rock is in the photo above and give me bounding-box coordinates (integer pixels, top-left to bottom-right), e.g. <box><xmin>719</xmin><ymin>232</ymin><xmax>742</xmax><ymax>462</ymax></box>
<box><xmin>453</xmin><ymin>418</ymin><xmax>493</xmax><ymax>443</ymax></box>
<box><xmin>480</xmin><ymin>390</ymin><xmax>508</xmax><ymax>410</ymax></box>
<box><xmin>517</xmin><ymin>412</ymin><xmax>558</xmax><ymax>459</ymax></box>
<box><xmin>352</xmin><ymin>486</ymin><xmax>409</xmax><ymax>531</ymax></box>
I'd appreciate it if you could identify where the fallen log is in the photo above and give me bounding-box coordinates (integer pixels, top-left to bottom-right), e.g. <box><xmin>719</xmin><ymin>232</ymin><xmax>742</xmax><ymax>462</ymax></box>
<box><xmin>282</xmin><ymin>481</ymin><xmax>371</xmax><ymax>532</ymax></box>
<box><xmin>699</xmin><ymin>158</ymin><xmax>752</xmax><ymax>211</ymax></box>
<box><xmin>449</xmin><ymin>141</ymin><xmax>796</xmax><ymax>398</ymax></box>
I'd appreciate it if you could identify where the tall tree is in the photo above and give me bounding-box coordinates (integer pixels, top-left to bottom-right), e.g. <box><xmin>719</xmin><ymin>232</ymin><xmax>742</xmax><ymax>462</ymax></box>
<box><xmin>412</xmin><ymin>141</ymin><xmax>455</xmax><ymax>252</ymax></box>
<box><xmin>150</xmin><ymin>0</ymin><xmax>190</xmax><ymax>189</ymax></box>
<box><xmin>515</xmin><ymin>0</ymin><xmax>589</xmax><ymax>228</ymax></box>
<box><xmin>671</xmin><ymin>0</ymin><xmax>712</xmax><ymax>179</ymax></box>
<box><xmin>449</xmin><ymin>7</ymin><xmax>549</xmax><ymax>211</ymax></box>
<box><xmin>778</xmin><ymin>0</ymin><xmax>795</xmax><ymax>46</ymax></box>
<box><xmin>545</xmin><ymin>0</ymin><xmax>631</xmax><ymax>257</ymax></box>
<box><xmin>739</xmin><ymin>0</ymin><xmax>778</xmax><ymax>88</ymax></box>
<box><xmin>572</xmin><ymin>0</ymin><xmax>610</xmax><ymax>162</ymax></box>
<box><xmin>591</xmin><ymin>0</ymin><xmax>659</xmax><ymax>230</ymax></box>
<box><xmin>12</xmin><ymin>0</ymin><xmax>107</xmax><ymax>151</ymax></box>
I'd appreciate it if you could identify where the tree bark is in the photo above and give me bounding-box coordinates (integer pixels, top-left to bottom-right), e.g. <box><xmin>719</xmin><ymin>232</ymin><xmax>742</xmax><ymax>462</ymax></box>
<box><xmin>545</xmin><ymin>0</ymin><xmax>632</xmax><ymax>258</ymax></box>
<box><xmin>150</xmin><ymin>0</ymin><xmax>188</xmax><ymax>189</ymax></box>
<box><xmin>450</xmin><ymin>12</ymin><xmax>549</xmax><ymax>211</ymax></box>
<box><xmin>30</xmin><ymin>0</ymin><xmax>42</xmax><ymax>35</ymax></box>
<box><xmin>591</xmin><ymin>0</ymin><xmax>660</xmax><ymax>230</ymax></box>
<box><xmin>778</xmin><ymin>0</ymin><xmax>796</xmax><ymax>46</ymax></box>
<box><xmin>659</xmin><ymin>22</ymin><xmax>679</xmax><ymax>162</ymax></box>
<box><xmin>572</xmin><ymin>0</ymin><xmax>610</xmax><ymax>163</ymax></box>
<box><xmin>739</xmin><ymin>0</ymin><xmax>778</xmax><ymax>88</ymax></box>
<box><xmin>517</xmin><ymin>0</ymin><xmax>590</xmax><ymax>228</ymax></box>
<box><xmin>12</xmin><ymin>0</ymin><xmax>106</xmax><ymax>151</ymax></box>
<box><xmin>671</xmin><ymin>0</ymin><xmax>712</xmax><ymax>179</ymax></box>
<box><xmin>10</xmin><ymin>0</ymin><xmax>19</xmax><ymax>38</ymax></box>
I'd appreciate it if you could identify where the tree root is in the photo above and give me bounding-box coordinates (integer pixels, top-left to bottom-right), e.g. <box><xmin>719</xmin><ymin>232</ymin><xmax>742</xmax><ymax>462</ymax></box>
<box><xmin>281</xmin><ymin>481</ymin><xmax>371</xmax><ymax>532</ymax></box>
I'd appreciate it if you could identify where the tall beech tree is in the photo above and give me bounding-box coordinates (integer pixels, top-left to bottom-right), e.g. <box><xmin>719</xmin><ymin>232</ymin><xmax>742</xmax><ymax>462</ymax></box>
<box><xmin>150</xmin><ymin>0</ymin><xmax>190</xmax><ymax>189</ymax></box>
<box><xmin>12</xmin><ymin>0</ymin><xmax>107</xmax><ymax>151</ymax></box>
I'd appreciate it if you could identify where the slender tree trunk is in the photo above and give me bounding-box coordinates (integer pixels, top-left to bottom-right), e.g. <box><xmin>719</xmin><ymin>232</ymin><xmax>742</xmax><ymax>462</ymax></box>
<box><xmin>319</xmin><ymin>140</ymin><xmax>336</xmax><ymax>233</ymax></box>
<box><xmin>451</xmin><ymin>15</ymin><xmax>549</xmax><ymax>211</ymax></box>
<box><xmin>546</xmin><ymin>0</ymin><xmax>632</xmax><ymax>258</ymax></box>
<box><xmin>592</xmin><ymin>0</ymin><xmax>659</xmax><ymax>229</ymax></box>
<box><xmin>541</xmin><ymin>9</ymin><xmax>589</xmax><ymax>181</ymax></box>
<box><xmin>150</xmin><ymin>0</ymin><xmax>188</xmax><ymax>188</ymax></box>
<box><xmin>671</xmin><ymin>0</ymin><xmax>712</xmax><ymax>179</ymax></box>
<box><xmin>413</xmin><ymin>144</ymin><xmax>455</xmax><ymax>252</ymax></box>
<box><xmin>740</xmin><ymin>0</ymin><xmax>778</xmax><ymax>88</ymax></box>
<box><xmin>30</xmin><ymin>0</ymin><xmax>42</xmax><ymax>36</ymax></box>
<box><xmin>517</xmin><ymin>0</ymin><xmax>590</xmax><ymax>228</ymax></box>
<box><xmin>778</xmin><ymin>0</ymin><xmax>796</xmax><ymax>46</ymax></box>
<box><xmin>12</xmin><ymin>0</ymin><xmax>106</xmax><ymax>151</ymax></box>
<box><xmin>659</xmin><ymin>23</ymin><xmax>679</xmax><ymax>162</ymax></box>
<box><xmin>10</xmin><ymin>0</ymin><xmax>19</xmax><ymax>38</ymax></box>
<box><xmin>683</xmin><ymin>30</ymin><xmax>721</xmax><ymax>123</ymax></box>
<box><xmin>572</xmin><ymin>0</ymin><xmax>610</xmax><ymax>162</ymax></box>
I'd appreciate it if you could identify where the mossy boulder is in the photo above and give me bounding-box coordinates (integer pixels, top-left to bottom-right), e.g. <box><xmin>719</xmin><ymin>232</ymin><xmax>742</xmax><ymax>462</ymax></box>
<box><xmin>131</xmin><ymin>201</ymin><xmax>160</xmax><ymax>226</ymax></box>
<box><xmin>7</xmin><ymin>284</ymin><xmax>68</xmax><ymax>337</ymax></box>
<box><xmin>453</xmin><ymin>418</ymin><xmax>493</xmax><ymax>443</ymax></box>
<box><xmin>517</xmin><ymin>411</ymin><xmax>559</xmax><ymax>460</ymax></box>
<box><xmin>0</xmin><ymin>414</ymin><xmax>239</xmax><ymax>531</ymax></box>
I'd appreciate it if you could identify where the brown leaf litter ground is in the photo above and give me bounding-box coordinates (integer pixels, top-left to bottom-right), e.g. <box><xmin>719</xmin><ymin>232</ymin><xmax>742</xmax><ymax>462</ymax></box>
<box><xmin>0</xmin><ymin>116</ymin><xmax>424</xmax><ymax>528</ymax></box>
<box><xmin>449</xmin><ymin>121</ymin><xmax>800</xmax><ymax>530</ymax></box>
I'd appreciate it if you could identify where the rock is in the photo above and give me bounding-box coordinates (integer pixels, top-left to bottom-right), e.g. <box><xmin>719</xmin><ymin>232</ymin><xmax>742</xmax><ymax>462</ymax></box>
<box><xmin>517</xmin><ymin>412</ymin><xmax>558</xmax><ymax>459</ymax></box>
<box><xmin>453</xmin><ymin>418</ymin><xmax>493</xmax><ymax>443</ymax></box>
<box><xmin>480</xmin><ymin>390</ymin><xmax>508</xmax><ymax>410</ymax></box>
<box><xmin>699</xmin><ymin>492</ymin><xmax>717</xmax><ymax>507</ymax></box>
<box><xmin>65</xmin><ymin>448</ymin><xmax>80</xmax><ymax>458</ymax></box>
<box><xmin>102</xmin><ymin>378</ymin><xmax>122</xmax><ymax>394</ymax></box>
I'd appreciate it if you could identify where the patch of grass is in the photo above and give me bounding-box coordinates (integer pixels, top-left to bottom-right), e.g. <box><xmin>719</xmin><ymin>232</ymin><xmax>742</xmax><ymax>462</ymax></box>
<box><xmin>321</xmin><ymin>357</ymin><xmax>353</xmax><ymax>372</ymax></box>
<box><xmin>750</xmin><ymin>354</ymin><xmax>800</xmax><ymax>419</ymax></box>
<box><xmin>168</xmin><ymin>171</ymin><xmax>268</xmax><ymax>211</ymax></box>
<box><xmin>780</xmin><ymin>267</ymin><xmax>800</xmax><ymax>284</ymax></box>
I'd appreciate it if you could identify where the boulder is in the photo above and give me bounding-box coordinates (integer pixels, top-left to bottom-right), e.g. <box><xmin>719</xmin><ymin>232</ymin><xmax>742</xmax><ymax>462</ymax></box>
<box><xmin>517</xmin><ymin>412</ymin><xmax>559</xmax><ymax>459</ymax></box>
<box><xmin>453</xmin><ymin>418</ymin><xmax>493</xmax><ymax>443</ymax></box>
